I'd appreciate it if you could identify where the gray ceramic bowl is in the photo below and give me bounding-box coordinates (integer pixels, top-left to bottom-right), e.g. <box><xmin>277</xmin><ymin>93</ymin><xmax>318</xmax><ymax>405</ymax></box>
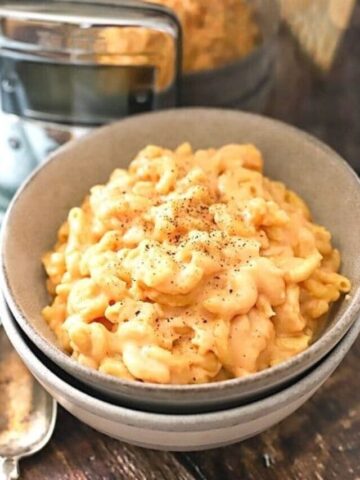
<box><xmin>1</xmin><ymin>109</ymin><xmax>360</xmax><ymax>413</ymax></box>
<box><xmin>1</xmin><ymin>293</ymin><xmax>359</xmax><ymax>451</ymax></box>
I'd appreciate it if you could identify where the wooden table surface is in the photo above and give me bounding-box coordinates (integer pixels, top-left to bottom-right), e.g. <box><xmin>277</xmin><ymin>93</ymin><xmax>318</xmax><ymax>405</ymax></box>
<box><xmin>19</xmin><ymin>7</ymin><xmax>360</xmax><ymax>480</ymax></box>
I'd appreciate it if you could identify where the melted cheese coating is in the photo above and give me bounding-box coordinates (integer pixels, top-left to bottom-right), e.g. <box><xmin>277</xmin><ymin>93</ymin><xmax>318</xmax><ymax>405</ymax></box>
<box><xmin>42</xmin><ymin>143</ymin><xmax>351</xmax><ymax>384</ymax></box>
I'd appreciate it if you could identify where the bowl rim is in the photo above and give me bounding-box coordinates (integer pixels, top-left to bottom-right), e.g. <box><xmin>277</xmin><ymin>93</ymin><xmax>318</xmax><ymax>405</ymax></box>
<box><xmin>1</xmin><ymin>292</ymin><xmax>359</xmax><ymax>429</ymax></box>
<box><xmin>1</xmin><ymin>107</ymin><xmax>360</xmax><ymax>397</ymax></box>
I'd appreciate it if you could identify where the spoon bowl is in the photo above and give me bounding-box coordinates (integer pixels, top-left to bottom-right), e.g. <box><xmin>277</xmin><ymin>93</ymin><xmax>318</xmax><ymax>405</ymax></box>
<box><xmin>0</xmin><ymin>326</ymin><xmax>56</xmax><ymax>479</ymax></box>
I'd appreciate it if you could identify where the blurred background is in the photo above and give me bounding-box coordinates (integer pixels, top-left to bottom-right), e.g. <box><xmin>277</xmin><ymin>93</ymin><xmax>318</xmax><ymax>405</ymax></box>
<box><xmin>0</xmin><ymin>0</ymin><xmax>358</xmax><ymax>223</ymax></box>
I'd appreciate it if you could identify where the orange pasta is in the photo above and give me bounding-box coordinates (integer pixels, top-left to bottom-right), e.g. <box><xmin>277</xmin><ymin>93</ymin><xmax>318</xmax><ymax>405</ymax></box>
<box><xmin>42</xmin><ymin>143</ymin><xmax>351</xmax><ymax>384</ymax></box>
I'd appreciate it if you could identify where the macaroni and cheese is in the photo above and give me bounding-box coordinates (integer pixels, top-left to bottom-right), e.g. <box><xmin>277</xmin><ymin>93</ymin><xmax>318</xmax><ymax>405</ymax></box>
<box><xmin>42</xmin><ymin>143</ymin><xmax>351</xmax><ymax>384</ymax></box>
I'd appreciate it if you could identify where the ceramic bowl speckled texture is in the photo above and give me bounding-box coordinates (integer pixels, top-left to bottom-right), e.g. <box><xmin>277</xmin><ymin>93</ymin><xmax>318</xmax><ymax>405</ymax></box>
<box><xmin>1</xmin><ymin>109</ymin><xmax>360</xmax><ymax>413</ymax></box>
<box><xmin>1</xmin><ymin>294</ymin><xmax>359</xmax><ymax>451</ymax></box>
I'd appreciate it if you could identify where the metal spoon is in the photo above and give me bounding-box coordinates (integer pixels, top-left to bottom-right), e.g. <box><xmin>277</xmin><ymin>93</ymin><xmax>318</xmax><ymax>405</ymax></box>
<box><xmin>0</xmin><ymin>325</ymin><xmax>57</xmax><ymax>480</ymax></box>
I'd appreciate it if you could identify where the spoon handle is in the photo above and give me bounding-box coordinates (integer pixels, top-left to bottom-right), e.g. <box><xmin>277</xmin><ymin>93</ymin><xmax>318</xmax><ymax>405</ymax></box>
<box><xmin>0</xmin><ymin>457</ymin><xmax>19</xmax><ymax>480</ymax></box>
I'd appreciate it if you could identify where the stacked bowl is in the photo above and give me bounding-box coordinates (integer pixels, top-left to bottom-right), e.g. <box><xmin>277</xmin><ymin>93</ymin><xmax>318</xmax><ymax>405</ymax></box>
<box><xmin>1</xmin><ymin>109</ymin><xmax>360</xmax><ymax>451</ymax></box>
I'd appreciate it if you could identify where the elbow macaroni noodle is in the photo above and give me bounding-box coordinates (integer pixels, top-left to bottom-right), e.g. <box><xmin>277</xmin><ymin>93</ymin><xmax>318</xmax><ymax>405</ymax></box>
<box><xmin>42</xmin><ymin>143</ymin><xmax>351</xmax><ymax>384</ymax></box>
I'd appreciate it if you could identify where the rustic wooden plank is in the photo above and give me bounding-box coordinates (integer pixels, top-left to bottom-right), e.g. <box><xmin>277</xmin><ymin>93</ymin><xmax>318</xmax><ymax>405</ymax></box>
<box><xmin>20</xmin><ymin>411</ymin><xmax>196</xmax><ymax>480</ymax></box>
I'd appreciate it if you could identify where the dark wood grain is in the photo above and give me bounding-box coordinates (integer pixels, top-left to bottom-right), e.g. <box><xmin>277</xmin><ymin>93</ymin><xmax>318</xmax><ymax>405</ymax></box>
<box><xmin>17</xmin><ymin>5</ymin><xmax>360</xmax><ymax>480</ymax></box>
